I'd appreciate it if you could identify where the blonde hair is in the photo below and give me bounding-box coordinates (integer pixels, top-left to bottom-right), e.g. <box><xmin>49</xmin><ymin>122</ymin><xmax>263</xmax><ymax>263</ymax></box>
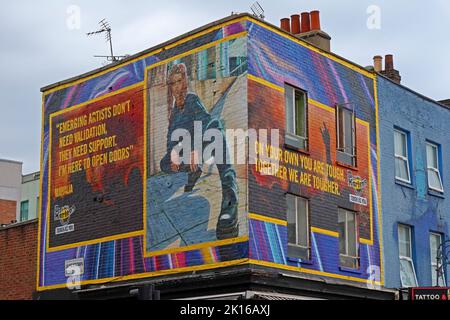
<box><xmin>167</xmin><ymin>63</ymin><xmax>188</xmax><ymax>118</ymax></box>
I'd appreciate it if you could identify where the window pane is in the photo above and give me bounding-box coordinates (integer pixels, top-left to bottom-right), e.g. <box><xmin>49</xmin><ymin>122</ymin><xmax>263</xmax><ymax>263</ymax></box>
<box><xmin>398</xmin><ymin>225</ymin><xmax>410</xmax><ymax>242</ymax></box>
<box><xmin>430</xmin><ymin>233</ymin><xmax>440</xmax><ymax>259</ymax></box>
<box><xmin>297</xmin><ymin>197</ymin><xmax>308</xmax><ymax>247</ymax></box>
<box><xmin>399</xmin><ymin>240</ymin><xmax>410</xmax><ymax>258</ymax></box>
<box><xmin>428</xmin><ymin>169</ymin><xmax>443</xmax><ymax>191</ymax></box>
<box><xmin>347</xmin><ymin>212</ymin><xmax>357</xmax><ymax>257</ymax></box>
<box><xmin>20</xmin><ymin>201</ymin><xmax>29</xmax><ymax>222</ymax></box>
<box><xmin>398</xmin><ymin>225</ymin><xmax>411</xmax><ymax>258</ymax></box>
<box><xmin>395</xmin><ymin>158</ymin><xmax>410</xmax><ymax>181</ymax></box>
<box><xmin>285</xmin><ymin>86</ymin><xmax>294</xmax><ymax>135</ymax></box>
<box><xmin>427</xmin><ymin>144</ymin><xmax>438</xmax><ymax>169</ymax></box>
<box><xmin>343</xmin><ymin>109</ymin><xmax>354</xmax><ymax>154</ymax></box>
<box><xmin>431</xmin><ymin>266</ymin><xmax>438</xmax><ymax>286</ymax></box>
<box><xmin>430</xmin><ymin>233</ymin><xmax>442</xmax><ymax>286</ymax></box>
<box><xmin>338</xmin><ymin>108</ymin><xmax>344</xmax><ymax>150</ymax></box>
<box><xmin>295</xmin><ymin>91</ymin><xmax>306</xmax><ymax>138</ymax></box>
<box><xmin>430</xmin><ymin>266</ymin><xmax>445</xmax><ymax>287</ymax></box>
<box><xmin>400</xmin><ymin>258</ymin><xmax>417</xmax><ymax>287</ymax></box>
<box><xmin>338</xmin><ymin>209</ymin><xmax>347</xmax><ymax>255</ymax></box>
<box><xmin>287</xmin><ymin>194</ymin><xmax>296</xmax><ymax>244</ymax></box>
<box><xmin>394</xmin><ymin>131</ymin><xmax>407</xmax><ymax>157</ymax></box>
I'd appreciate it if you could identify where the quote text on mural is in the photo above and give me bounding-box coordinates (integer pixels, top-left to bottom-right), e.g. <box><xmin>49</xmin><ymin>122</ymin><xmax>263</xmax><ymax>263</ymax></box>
<box><xmin>254</xmin><ymin>141</ymin><xmax>345</xmax><ymax>195</ymax></box>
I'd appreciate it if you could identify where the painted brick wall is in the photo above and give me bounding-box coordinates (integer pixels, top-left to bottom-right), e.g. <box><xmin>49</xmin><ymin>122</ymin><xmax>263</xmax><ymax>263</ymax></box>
<box><xmin>378</xmin><ymin>76</ymin><xmax>450</xmax><ymax>288</ymax></box>
<box><xmin>0</xmin><ymin>199</ymin><xmax>17</xmax><ymax>225</ymax></box>
<box><xmin>0</xmin><ymin>220</ymin><xmax>38</xmax><ymax>300</ymax></box>
<box><xmin>246</xmin><ymin>20</ymin><xmax>382</xmax><ymax>286</ymax></box>
<box><xmin>38</xmin><ymin>19</ymin><xmax>249</xmax><ymax>291</ymax></box>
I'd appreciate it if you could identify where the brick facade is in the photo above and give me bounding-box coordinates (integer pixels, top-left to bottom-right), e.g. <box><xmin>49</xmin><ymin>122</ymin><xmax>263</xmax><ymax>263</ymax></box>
<box><xmin>0</xmin><ymin>220</ymin><xmax>38</xmax><ymax>300</ymax></box>
<box><xmin>0</xmin><ymin>199</ymin><xmax>17</xmax><ymax>225</ymax></box>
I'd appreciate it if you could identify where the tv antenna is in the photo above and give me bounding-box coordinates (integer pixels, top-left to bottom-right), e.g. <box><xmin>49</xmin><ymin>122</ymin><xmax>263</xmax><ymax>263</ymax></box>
<box><xmin>87</xmin><ymin>19</ymin><xmax>126</xmax><ymax>62</ymax></box>
<box><xmin>250</xmin><ymin>1</ymin><xmax>265</xmax><ymax>19</ymax></box>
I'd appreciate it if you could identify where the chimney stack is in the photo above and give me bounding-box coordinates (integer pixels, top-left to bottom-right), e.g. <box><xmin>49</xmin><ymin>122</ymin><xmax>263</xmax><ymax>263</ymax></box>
<box><xmin>310</xmin><ymin>10</ymin><xmax>321</xmax><ymax>31</ymax></box>
<box><xmin>385</xmin><ymin>54</ymin><xmax>394</xmax><ymax>71</ymax></box>
<box><xmin>291</xmin><ymin>14</ymin><xmax>301</xmax><ymax>34</ymax></box>
<box><xmin>375</xmin><ymin>54</ymin><xmax>401</xmax><ymax>84</ymax></box>
<box><xmin>301</xmin><ymin>12</ymin><xmax>311</xmax><ymax>33</ymax></box>
<box><xmin>280</xmin><ymin>11</ymin><xmax>331</xmax><ymax>52</ymax></box>
<box><xmin>373</xmin><ymin>55</ymin><xmax>383</xmax><ymax>72</ymax></box>
<box><xmin>280</xmin><ymin>18</ymin><xmax>291</xmax><ymax>32</ymax></box>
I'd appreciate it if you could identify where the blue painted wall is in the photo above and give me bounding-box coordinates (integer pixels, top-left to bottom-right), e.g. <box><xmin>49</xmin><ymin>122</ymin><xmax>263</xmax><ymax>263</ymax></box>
<box><xmin>378</xmin><ymin>75</ymin><xmax>450</xmax><ymax>288</ymax></box>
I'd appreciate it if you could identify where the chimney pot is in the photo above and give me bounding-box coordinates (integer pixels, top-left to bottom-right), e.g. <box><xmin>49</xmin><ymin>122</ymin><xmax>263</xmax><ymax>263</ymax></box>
<box><xmin>291</xmin><ymin>14</ymin><xmax>301</xmax><ymax>34</ymax></box>
<box><xmin>310</xmin><ymin>10</ymin><xmax>321</xmax><ymax>31</ymax></box>
<box><xmin>281</xmin><ymin>18</ymin><xmax>291</xmax><ymax>32</ymax></box>
<box><xmin>301</xmin><ymin>12</ymin><xmax>311</xmax><ymax>33</ymax></box>
<box><xmin>385</xmin><ymin>54</ymin><xmax>394</xmax><ymax>71</ymax></box>
<box><xmin>373</xmin><ymin>55</ymin><xmax>383</xmax><ymax>72</ymax></box>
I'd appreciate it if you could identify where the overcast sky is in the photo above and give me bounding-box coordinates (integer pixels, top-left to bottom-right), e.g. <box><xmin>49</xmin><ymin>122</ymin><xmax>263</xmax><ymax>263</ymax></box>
<box><xmin>1</xmin><ymin>0</ymin><xmax>449</xmax><ymax>174</ymax></box>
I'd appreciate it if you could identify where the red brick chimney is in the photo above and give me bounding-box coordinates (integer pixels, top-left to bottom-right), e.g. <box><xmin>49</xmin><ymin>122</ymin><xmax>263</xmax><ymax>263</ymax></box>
<box><xmin>310</xmin><ymin>10</ymin><xmax>321</xmax><ymax>31</ymax></box>
<box><xmin>376</xmin><ymin>54</ymin><xmax>401</xmax><ymax>84</ymax></box>
<box><xmin>301</xmin><ymin>12</ymin><xmax>311</xmax><ymax>33</ymax></box>
<box><xmin>291</xmin><ymin>14</ymin><xmax>300</xmax><ymax>34</ymax></box>
<box><xmin>280</xmin><ymin>11</ymin><xmax>331</xmax><ymax>52</ymax></box>
<box><xmin>280</xmin><ymin>18</ymin><xmax>291</xmax><ymax>32</ymax></box>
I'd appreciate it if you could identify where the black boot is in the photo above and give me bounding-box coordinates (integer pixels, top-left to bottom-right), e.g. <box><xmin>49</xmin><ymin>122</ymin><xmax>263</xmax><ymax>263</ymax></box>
<box><xmin>216</xmin><ymin>187</ymin><xmax>239</xmax><ymax>240</ymax></box>
<box><xmin>184</xmin><ymin>167</ymin><xmax>202</xmax><ymax>192</ymax></box>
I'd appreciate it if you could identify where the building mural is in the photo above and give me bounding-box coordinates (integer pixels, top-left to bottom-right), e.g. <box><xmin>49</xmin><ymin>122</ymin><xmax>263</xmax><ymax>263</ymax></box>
<box><xmin>144</xmin><ymin>39</ymin><xmax>248</xmax><ymax>255</ymax></box>
<box><xmin>38</xmin><ymin>15</ymin><xmax>385</xmax><ymax>293</ymax></box>
<box><xmin>246</xmin><ymin>20</ymin><xmax>383</xmax><ymax>285</ymax></box>
<box><xmin>38</xmin><ymin>20</ymin><xmax>248</xmax><ymax>290</ymax></box>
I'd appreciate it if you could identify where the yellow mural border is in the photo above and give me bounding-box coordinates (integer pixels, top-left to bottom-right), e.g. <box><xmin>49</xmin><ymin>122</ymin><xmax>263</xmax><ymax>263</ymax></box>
<box><xmin>36</xmin><ymin>258</ymin><xmax>249</xmax><ymax>292</ymax></box>
<box><xmin>249</xmin><ymin>259</ymin><xmax>381</xmax><ymax>286</ymax></box>
<box><xmin>373</xmin><ymin>77</ymin><xmax>384</xmax><ymax>284</ymax></box>
<box><xmin>248</xmin><ymin>75</ymin><xmax>374</xmax><ymax>244</ymax></box>
<box><xmin>142</xmin><ymin>31</ymin><xmax>247</xmax><ymax>258</ymax></box>
<box><xmin>45</xmin><ymin>82</ymin><xmax>146</xmax><ymax>253</ymax></box>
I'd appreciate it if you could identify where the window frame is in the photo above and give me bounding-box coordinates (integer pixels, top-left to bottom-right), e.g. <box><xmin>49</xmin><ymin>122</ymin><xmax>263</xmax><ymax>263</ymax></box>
<box><xmin>20</xmin><ymin>200</ymin><xmax>29</xmax><ymax>222</ymax></box>
<box><xmin>285</xmin><ymin>83</ymin><xmax>309</xmax><ymax>151</ymax></box>
<box><xmin>338</xmin><ymin>208</ymin><xmax>359</xmax><ymax>269</ymax></box>
<box><xmin>336</xmin><ymin>104</ymin><xmax>357</xmax><ymax>167</ymax></box>
<box><xmin>430</xmin><ymin>232</ymin><xmax>446</xmax><ymax>286</ymax></box>
<box><xmin>394</xmin><ymin>129</ymin><xmax>411</xmax><ymax>184</ymax></box>
<box><xmin>287</xmin><ymin>194</ymin><xmax>311</xmax><ymax>260</ymax></box>
<box><xmin>426</xmin><ymin>141</ymin><xmax>444</xmax><ymax>193</ymax></box>
<box><xmin>398</xmin><ymin>224</ymin><xmax>418</xmax><ymax>288</ymax></box>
